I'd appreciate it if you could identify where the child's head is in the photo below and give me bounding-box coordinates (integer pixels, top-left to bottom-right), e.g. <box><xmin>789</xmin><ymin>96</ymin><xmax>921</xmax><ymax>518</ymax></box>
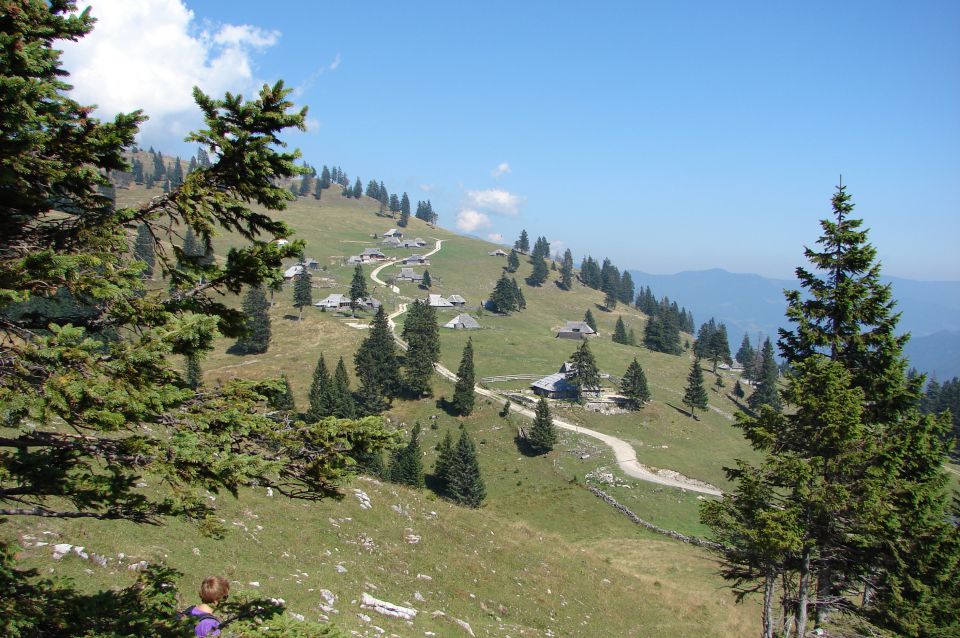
<box><xmin>199</xmin><ymin>576</ymin><xmax>230</xmax><ymax>605</ymax></box>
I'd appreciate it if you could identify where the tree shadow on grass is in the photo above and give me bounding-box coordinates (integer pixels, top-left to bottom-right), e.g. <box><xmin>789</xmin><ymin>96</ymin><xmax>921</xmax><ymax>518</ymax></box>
<box><xmin>435</xmin><ymin>396</ymin><xmax>460</xmax><ymax>417</ymax></box>
<box><xmin>282</xmin><ymin>314</ymin><xmax>300</xmax><ymax>321</ymax></box>
<box><xmin>514</xmin><ymin>431</ymin><xmax>547</xmax><ymax>457</ymax></box>
<box><xmin>665</xmin><ymin>401</ymin><xmax>698</xmax><ymax>420</ymax></box>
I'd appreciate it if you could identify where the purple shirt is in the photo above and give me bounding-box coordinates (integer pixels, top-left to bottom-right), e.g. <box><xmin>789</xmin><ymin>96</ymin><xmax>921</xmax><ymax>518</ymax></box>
<box><xmin>189</xmin><ymin>606</ymin><xmax>220</xmax><ymax>637</ymax></box>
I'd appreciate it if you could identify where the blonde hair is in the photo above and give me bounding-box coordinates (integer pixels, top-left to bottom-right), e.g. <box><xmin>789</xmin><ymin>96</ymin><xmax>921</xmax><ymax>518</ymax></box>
<box><xmin>199</xmin><ymin>575</ymin><xmax>230</xmax><ymax>604</ymax></box>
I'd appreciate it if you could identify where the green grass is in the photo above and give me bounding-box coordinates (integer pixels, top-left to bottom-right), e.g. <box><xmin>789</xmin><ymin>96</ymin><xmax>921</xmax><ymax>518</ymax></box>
<box><xmin>12</xmin><ymin>180</ymin><xmax>907</xmax><ymax>637</ymax></box>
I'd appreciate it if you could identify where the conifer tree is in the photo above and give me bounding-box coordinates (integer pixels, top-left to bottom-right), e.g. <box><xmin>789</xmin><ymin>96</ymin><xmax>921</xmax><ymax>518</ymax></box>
<box><xmin>619</xmin><ymin>271</ymin><xmax>635</xmax><ymax>305</ymax></box>
<box><xmin>514</xmin><ymin>229</ymin><xmax>530</xmax><ymax>253</ymax></box>
<box><xmin>451</xmin><ymin>338</ymin><xmax>476</xmax><ymax>416</ymax></box>
<box><xmin>733</xmin><ymin>379</ymin><xmax>745</xmax><ymax>399</ymax></box>
<box><xmin>421</xmin><ymin>269</ymin><xmax>432</xmax><ymax>289</ymax></box>
<box><xmin>506</xmin><ymin>249</ymin><xmax>520</xmax><ymax>273</ymax></box>
<box><xmin>527</xmin><ymin>253</ymin><xmax>548</xmax><ymax>286</ymax></box>
<box><xmin>736</xmin><ymin>334</ymin><xmax>755</xmax><ymax>371</ymax></box>
<box><xmin>270</xmin><ymin>373</ymin><xmax>296</xmax><ymax>412</ymax></box>
<box><xmin>528</xmin><ymin>397</ymin><xmax>557</xmax><ymax>454</ymax></box>
<box><xmin>559</xmin><ymin>248</ymin><xmax>574</xmax><ymax>290</ymax></box>
<box><xmin>569</xmin><ymin>341</ymin><xmax>600</xmax><ymax>400</ymax></box>
<box><xmin>235</xmin><ymin>285</ymin><xmax>271</xmax><ymax>354</ymax></box>
<box><xmin>329</xmin><ymin>357</ymin><xmax>356</xmax><ymax>418</ymax></box>
<box><xmin>389</xmin><ymin>193</ymin><xmax>401</xmax><ymax>213</ymax></box>
<box><xmin>398</xmin><ymin>202</ymin><xmax>410</xmax><ymax>227</ymax></box>
<box><xmin>389</xmin><ymin>423</ymin><xmax>425</xmax><ymax>488</ymax></box>
<box><xmin>354</xmin><ymin>306</ymin><xmax>401</xmax><ymax>413</ymax></box>
<box><xmin>133</xmin><ymin>223</ymin><xmax>155</xmax><ymax>279</ymax></box>
<box><xmin>448</xmin><ymin>427</ymin><xmax>485</xmax><ymax>508</ymax></box>
<box><xmin>488</xmin><ymin>274</ymin><xmax>520</xmax><ymax>313</ymax></box>
<box><xmin>400</xmin><ymin>192</ymin><xmax>411</xmax><ymax>220</ymax></box>
<box><xmin>402</xmin><ymin>300</ymin><xmax>440</xmax><ymax>397</ymax></box>
<box><xmin>352</xmin><ymin>176</ymin><xmax>362</xmax><ymax>198</ymax></box>
<box><xmin>292</xmin><ymin>265</ymin><xmax>312</xmax><ymax>320</ymax></box>
<box><xmin>171</xmin><ymin>157</ymin><xmax>184</xmax><ymax>186</ymax></box>
<box><xmin>603</xmin><ymin>288</ymin><xmax>618</xmax><ymax>310</ymax></box>
<box><xmin>378</xmin><ymin>181</ymin><xmax>388</xmax><ymax>206</ymax></box>
<box><xmin>349</xmin><ymin>264</ymin><xmax>368</xmax><ymax>316</ymax></box>
<box><xmin>433</xmin><ymin>429</ymin><xmax>455</xmax><ymax>493</ymax></box>
<box><xmin>612</xmin><ymin>316</ymin><xmax>629</xmax><ymax>344</ymax></box>
<box><xmin>320</xmin><ymin>165</ymin><xmax>331</xmax><ymax>188</ymax></box>
<box><xmin>511</xmin><ymin>278</ymin><xmax>526</xmax><ymax>309</ymax></box>
<box><xmin>682</xmin><ymin>357</ymin><xmax>708</xmax><ymax>418</ymax></box>
<box><xmin>299</xmin><ymin>174</ymin><xmax>313</xmax><ymax>197</ymax></box>
<box><xmin>748</xmin><ymin>338</ymin><xmax>781</xmax><ymax>412</ymax></box>
<box><xmin>313</xmin><ymin>177</ymin><xmax>323</xmax><ymax>200</ymax></box>
<box><xmin>583</xmin><ymin>308</ymin><xmax>597</xmax><ymax>332</ymax></box>
<box><xmin>132</xmin><ymin>158</ymin><xmax>145</xmax><ymax>183</ymax></box>
<box><xmin>307</xmin><ymin>354</ymin><xmax>332</xmax><ymax>421</ymax></box>
<box><xmin>708</xmin><ymin>323</ymin><xmax>733</xmax><ymax>373</ymax></box>
<box><xmin>621</xmin><ymin>358</ymin><xmax>650</xmax><ymax>408</ymax></box>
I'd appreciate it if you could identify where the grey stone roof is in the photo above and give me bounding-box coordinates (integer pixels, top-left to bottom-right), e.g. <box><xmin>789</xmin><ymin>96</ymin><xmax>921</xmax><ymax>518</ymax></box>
<box><xmin>530</xmin><ymin>373</ymin><xmax>577</xmax><ymax>394</ymax></box>
<box><xmin>444</xmin><ymin>313</ymin><xmax>480</xmax><ymax>329</ymax></box>
<box><xmin>560</xmin><ymin>321</ymin><xmax>596</xmax><ymax>334</ymax></box>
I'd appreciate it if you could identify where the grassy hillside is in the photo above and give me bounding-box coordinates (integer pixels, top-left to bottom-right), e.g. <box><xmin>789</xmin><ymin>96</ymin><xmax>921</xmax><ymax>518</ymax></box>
<box><xmin>3</xmin><ymin>180</ymin><xmax>777</xmax><ymax>636</ymax></box>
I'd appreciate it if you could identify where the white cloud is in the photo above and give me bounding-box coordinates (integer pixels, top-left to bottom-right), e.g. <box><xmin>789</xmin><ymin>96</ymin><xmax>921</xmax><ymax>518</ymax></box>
<box><xmin>419</xmin><ymin>184</ymin><xmax>435</xmax><ymax>193</ymax></box>
<box><xmin>456</xmin><ymin>209</ymin><xmax>491</xmax><ymax>233</ymax></box>
<box><xmin>465</xmin><ymin>188</ymin><xmax>523</xmax><ymax>215</ymax></box>
<box><xmin>487</xmin><ymin>233</ymin><xmax>503</xmax><ymax>242</ymax></box>
<box><xmin>295</xmin><ymin>53</ymin><xmax>342</xmax><ymax>97</ymax></box>
<box><xmin>491</xmin><ymin>162</ymin><xmax>511</xmax><ymax>178</ymax></box>
<box><xmin>59</xmin><ymin>0</ymin><xmax>280</xmax><ymax>147</ymax></box>
<box><xmin>550</xmin><ymin>239</ymin><xmax>565</xmax><ymax>254</ymax></box>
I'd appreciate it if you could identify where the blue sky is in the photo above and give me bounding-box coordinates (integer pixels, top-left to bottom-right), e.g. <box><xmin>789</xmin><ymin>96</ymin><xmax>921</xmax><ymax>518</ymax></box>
<box><xmin>64</xmin><ymin>1</ymin><xmax>959</xmax><ymax>279</ymax></box>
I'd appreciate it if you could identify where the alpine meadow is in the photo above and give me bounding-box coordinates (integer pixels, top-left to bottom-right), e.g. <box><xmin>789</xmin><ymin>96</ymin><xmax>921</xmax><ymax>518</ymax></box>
<box><xmin>1</xmin><ymin>2</ymin><xmax>958</xmax><ymax>638</ymax></box>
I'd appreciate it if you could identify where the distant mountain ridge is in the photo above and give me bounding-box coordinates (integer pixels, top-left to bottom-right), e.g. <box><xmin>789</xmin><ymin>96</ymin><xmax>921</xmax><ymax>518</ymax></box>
<box><xmin>627</xmin><ymin>268</ymin><xmax>960</xmax><ymax>379</ymax></box>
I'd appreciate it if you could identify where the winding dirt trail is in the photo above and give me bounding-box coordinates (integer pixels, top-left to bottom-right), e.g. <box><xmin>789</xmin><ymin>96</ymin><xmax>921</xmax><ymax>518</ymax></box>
<box><xmin>375</xmin><ymin>239</ymin><xmax>722</xmax><ymax>497</ymax></box>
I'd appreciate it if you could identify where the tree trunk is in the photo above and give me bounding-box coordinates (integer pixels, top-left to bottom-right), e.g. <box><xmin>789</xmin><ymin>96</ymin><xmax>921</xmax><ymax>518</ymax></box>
<box><xmin>815</xmin><ymin>565</ymin><xmax>832</xmax><ymax>626</ymax></box>
<box><xmin>796</xmin><ymin>548</ymin><xmax>812</xmax><ymax>637</ymax></box>
<box><xmin>762</xmin><ymin>569</ymin><xmax>777</xmax><ymax>638</ymax></box>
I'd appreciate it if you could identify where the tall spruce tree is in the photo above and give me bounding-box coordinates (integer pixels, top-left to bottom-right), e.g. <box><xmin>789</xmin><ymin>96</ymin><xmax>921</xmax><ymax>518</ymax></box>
<box><xmin>433</xmin><ymin>429</ymin><xmax>455</xmax><ymax>494</ymax></box>
<box><xmin>488</xmin><ymin>274</ymin><xmax>520</xmax><ymax>313</ymax></box>
<box><xmin>569</xmin><ymin>341</ymin><xmax>600</xmax><ymax>400</ymax></box>
<box><xmin>448</xmin><ymin>427</ymin><xmax>485</xmax><ymax>508</ymax></box>
<box><xmin>559</xmin><ymin>248</ymin><xmax>574</xmax><ymax>290</ymax></box>
<box><xmin>133</xmin><ymin>223</ymin><xmax>155</xmax><ymax>279</ymax></box>
<box><xmin>511</xmin><ymin>278</ymin><xmax>526</xmax><ymax>309</ymax></box>
<box><xmin>329</xmin><ymin>356</ymin><xmax>356</xmax><ymax>418</ymax></box>
<box><xmin>421</xmin><ymin>269</ymin><xmax>432</xmax><ymax>289</ymax></box>
<box><xmin>527</xmin><ymin>253</ymin><xmax>548</xmax><ymax>286</ymax></box>
<box><xmin>400</xmin><ymin>192</ymin><xmax>411</xmax><ymax>220</ymax></box>
<box><xmin>736</xmin><ymin>334</ymin><xmax>756</xmax><ymax>377</ymax></box>
<box><xmin>583</xmin><ymin>308</ymin><xmax>597</xmax><ymax>332</ymax></box>
<box><xmin>514</xmin><ymin>229</ymin><xmax>530</xmax><ymax>253</ymax></box>
<box><xmin>682</xmin><ymin>357</ymin><xmax>708</xmax><ymax>418</ymax></box>
<box><xmin>401</xmin><ymin>300</ymin><xmax>440</xmax><ymax>397</ymax></box>
<box><xmin>389</xmin><ymin>423</ymin><xmax>425</xmax><ymax>488</ymax></box>
<box><xmin>451</xmin><ymin>338</ymin><xmax>476</xmax><ymax>416</ymax></box>
<box><xmin>620</xmin><ymin>358</ymin><xmax>651</xmax><ymax>408</ymax></box>
<box><xmin>270</xmin><ymin>373</ymin><xmax>296</xmax><ymax>412</ymax></box>
<box><xmin>528</xmin><ymin>397</ymin><xmax>557</xmax><ymax>454</ymax></box>
<box><xmin>349</xmin><ymin>264</ymin><xmax>368</xmax><ymax>316</ymax></box>
<box><xmin>748</xmin><ymin>338</ymin><xmax>781</xmax><ymax>412</ymax></box>
<box><xmin>292</xmin><ymin>265</ymin><xmax>312</xmax><ymax>320</ymax></box>
<box><xmin>307</xmin><ymin>354</ymin><xmax>332</xmax><ymax>421</ymax></box>
<box><xmin>705</xmin><ymin>184</ymin><xmax>959</xmax><ymax>637</ymax></box>
<box><xmin>612</xmin><ymin>316</ymin><xmax>629</xmax><ymax>344</ymax></box>
<box><xmin>354</xmin><ymin>306</ymin><xmax>401</xmax><ymax>413</ymax></box>
<box><xmin>506</xmin><ymin>249</ymin><xmax>520</xmax><ymax>273</ymax></box>
<box><xmin>235</xmin><ymin>285</ymin><xmax>271</xmax><ymax>354</ymax></box>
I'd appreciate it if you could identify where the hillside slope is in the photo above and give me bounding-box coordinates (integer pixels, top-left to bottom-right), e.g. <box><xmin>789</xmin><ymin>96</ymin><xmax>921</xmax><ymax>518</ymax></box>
<box><xmin>4</xmin><ymin>180</ymin><xmax>773</xmax><ymax>636</ymax></box>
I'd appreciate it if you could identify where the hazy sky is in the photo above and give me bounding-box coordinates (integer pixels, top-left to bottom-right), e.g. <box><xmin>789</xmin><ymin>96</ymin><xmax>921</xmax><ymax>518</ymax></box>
<box><xmin>62</xmin><ymin>1</ymin><xmax>960</xmax><ymax>280</ymax></box>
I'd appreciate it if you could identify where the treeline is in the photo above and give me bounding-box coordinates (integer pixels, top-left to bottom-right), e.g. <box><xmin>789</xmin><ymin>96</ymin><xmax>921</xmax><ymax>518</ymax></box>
<box><xmin>121</xmin><ymin>146</ymin><xmax>211</xmax><ymax>191</ymax></box>
<box><xmin>918</xmin><ymin>374</ymin><xmax>960</xmax><ymax>455</ymax></box>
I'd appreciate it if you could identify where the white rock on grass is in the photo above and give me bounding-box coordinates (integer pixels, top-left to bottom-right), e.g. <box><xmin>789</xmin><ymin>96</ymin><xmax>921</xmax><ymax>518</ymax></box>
<box><xmin>335</xmin><ymin>564</ymin><xmax>348</xmax><ymax>574</ymax></box>
<box><xmin>52</xmin><ymin>544</ymin><xmax>73</xmax><ymax>560</ymax></box>
<box><xmin>353</xmin><ymin>490</ymin><xmax>372</xmax><ymax>510</ymax></box>
<box><xmin>360</xmin><ymin>592</ymin><xmax>417</xmax><ymax>620</ymax></box>
<box><xmin>248</xmin><ymin>581</ymin><xmax>260</xmax><ymax>588</ymax></box>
